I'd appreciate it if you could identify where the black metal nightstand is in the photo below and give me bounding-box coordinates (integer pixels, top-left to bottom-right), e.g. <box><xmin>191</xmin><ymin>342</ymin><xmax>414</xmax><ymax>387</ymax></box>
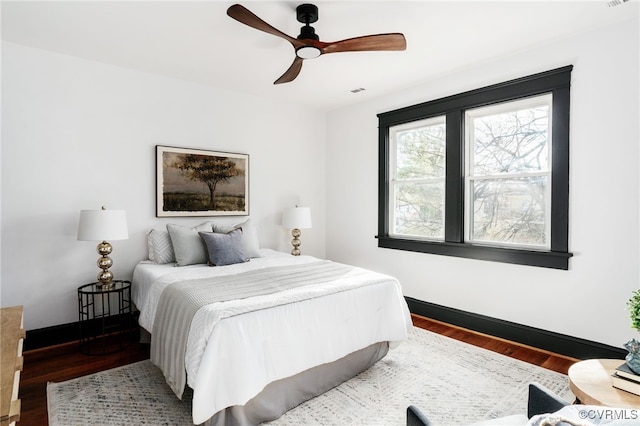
<box><xmin>77</xmin><ymin>280</ymin><xmax>132</xmax><ymax>355</ymax></box>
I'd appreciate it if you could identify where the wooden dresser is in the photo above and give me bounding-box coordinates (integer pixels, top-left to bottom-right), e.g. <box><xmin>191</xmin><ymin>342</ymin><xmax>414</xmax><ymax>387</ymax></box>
<box><xmin>1</xmin><ymin>306</ymin><xmax>25</xmax><ymax>426</ymax></box>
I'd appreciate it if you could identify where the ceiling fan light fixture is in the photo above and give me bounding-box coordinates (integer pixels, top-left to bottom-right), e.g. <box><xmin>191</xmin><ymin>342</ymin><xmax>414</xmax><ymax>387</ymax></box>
<box><xmin>296</xmin><ymin>46</ymin><xmax>322</xmax><ymax>59</ymax></box>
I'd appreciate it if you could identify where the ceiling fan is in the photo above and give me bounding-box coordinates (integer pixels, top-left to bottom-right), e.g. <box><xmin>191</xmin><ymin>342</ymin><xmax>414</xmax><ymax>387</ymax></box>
<box><xmin>226</xmin><ymin>3</ymin><xmax>407</xmax><ymax>84</ymax></box>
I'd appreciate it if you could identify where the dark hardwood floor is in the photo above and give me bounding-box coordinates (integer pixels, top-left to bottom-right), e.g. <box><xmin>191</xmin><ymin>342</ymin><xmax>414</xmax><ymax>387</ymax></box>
<box><xmin>18</xmin><ymin>314</ymin><xmax>577</xmax><ymax>426</ymax></box>
<box><xmin>410</xmin><ymin>315</ymin><xmax>577</xmax><ymax>374</ymax></box>
<box><xmin>20</xmin><ymin>331</ymin><xmax>150</xmax><ymax>426</ymax></box>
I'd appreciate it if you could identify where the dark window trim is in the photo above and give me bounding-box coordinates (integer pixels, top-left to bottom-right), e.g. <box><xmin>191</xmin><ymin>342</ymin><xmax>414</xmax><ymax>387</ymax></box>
<box><xmin>377</xmin><ymin>66</ymin><xmax>574</xmax><ymax>270</ymax></box>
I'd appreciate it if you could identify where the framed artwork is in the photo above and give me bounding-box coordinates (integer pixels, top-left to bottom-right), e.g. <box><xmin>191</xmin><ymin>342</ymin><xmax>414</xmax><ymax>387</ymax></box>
<box><xmin>156</xmin><ymin>145</ymin><xmax>249</xmax><ymax>217</ymax></box>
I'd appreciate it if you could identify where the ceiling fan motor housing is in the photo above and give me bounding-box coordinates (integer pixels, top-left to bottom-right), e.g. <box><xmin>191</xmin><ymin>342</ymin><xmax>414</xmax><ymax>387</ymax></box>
<box><xmin>298</xmin><ymin>25</ymin><xmax>319</xmax><ymax>41</ymax></box>
<box><xmin>296</xmin><ymin>4</ymin><xmax>319</xmax><ymax>24</ymax></box>
<box><xmin>296</xmin><ymin>4</ymin><xmax>319</xmax><ymax>41</ymax></box>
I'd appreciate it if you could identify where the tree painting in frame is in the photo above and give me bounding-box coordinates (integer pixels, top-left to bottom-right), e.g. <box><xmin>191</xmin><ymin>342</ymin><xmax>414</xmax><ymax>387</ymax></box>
<box><xmin>156</xmin><ymin>146</ymin><xmax>249</xmax><ymax>217</ymax></box>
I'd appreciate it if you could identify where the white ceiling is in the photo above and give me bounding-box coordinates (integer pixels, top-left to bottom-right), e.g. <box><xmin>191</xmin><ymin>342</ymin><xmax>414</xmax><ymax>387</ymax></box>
<box><xmin>2</xmin><ymin>1</ymin><xmax>638</xmax><ymax>112</ymax></box>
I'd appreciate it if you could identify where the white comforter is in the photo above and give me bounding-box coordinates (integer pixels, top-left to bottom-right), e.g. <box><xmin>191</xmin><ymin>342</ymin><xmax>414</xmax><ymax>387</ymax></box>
<box><xmin>132</xmin><ymin>249</ymin><xmax>412</xmax><ymax>424</ymax></box>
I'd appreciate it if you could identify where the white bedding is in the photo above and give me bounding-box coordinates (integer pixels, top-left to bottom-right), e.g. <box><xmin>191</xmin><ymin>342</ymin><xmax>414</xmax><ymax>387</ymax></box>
<box><xmin>132</xmin><ymin>249</ymin><xmax>412</xmax><ymax>424</ymax></box>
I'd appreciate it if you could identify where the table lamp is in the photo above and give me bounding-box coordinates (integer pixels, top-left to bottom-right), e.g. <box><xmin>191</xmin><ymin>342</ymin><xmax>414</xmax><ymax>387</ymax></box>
<box><xmin>77</xmin><ymin>206</ymin><xmax>128</xmax><ymax>287</ymax></box>
<box><xmin>282</xmin><ymin>206</ymin><xmax>312</xmax><ymax>256</ymax></box>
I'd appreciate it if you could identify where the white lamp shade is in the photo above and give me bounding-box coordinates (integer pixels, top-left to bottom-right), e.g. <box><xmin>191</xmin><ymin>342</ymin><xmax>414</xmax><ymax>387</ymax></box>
<box><xmin>77</xmin><ymin>209</ymin><xmax>128</xmax><ymax>241</ymax></box>
<box><xmin>283</xmin><ymin>207</ymin><xmax>312</xmax><ymax>229</ymax></box>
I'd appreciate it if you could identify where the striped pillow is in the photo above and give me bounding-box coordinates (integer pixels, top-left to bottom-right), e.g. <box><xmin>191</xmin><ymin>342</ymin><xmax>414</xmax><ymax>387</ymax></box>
<box><xmin>147</xmin><ymin>229</ymin><xmax>175</xmax><ymax>264</ymax></box>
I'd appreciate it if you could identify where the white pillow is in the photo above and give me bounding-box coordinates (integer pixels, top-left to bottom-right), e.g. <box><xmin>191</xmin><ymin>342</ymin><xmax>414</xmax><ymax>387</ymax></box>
<box><xmin>147</xmin><ymin>229</ymin><xmax>176</xmax><ymax>264</ymax></box>
<box><xmin>166</xmin><ymin>222</ymin><xmax>213</xmax><ymax>266</ymax></box>
<box><xmin>212</xmin><ymin>218</ymin><xmax>262</xmax><ymax>258</ymax></box>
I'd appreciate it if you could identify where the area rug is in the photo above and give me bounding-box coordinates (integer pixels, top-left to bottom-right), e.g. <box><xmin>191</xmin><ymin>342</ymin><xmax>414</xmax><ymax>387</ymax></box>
<box><xmin>47</xmin><ymin>326</ymin><xmax>571</xmax><ymax>425</ymax></box>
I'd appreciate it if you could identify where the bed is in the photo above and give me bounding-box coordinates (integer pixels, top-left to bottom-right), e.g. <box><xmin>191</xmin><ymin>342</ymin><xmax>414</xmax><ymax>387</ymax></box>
<box><xmin>132</xmin><ymin>222</ymin><xmax>412</xmax><ymax>425</ymax></box>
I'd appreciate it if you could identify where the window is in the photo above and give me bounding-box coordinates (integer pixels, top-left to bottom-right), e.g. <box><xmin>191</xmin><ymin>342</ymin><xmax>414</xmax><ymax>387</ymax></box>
<box><xmin>377</xmin><ymin>66</ymin><xmax>573</xmax><ymax>269</ymax></box>
<box><xmin>465</xmin><ymin>95</ymin><xmax>552</xmax><ymax>249</ymax></box>
<box><xmin>390</xmin><ymin>116</ymin><xmax>446</xmax><ymax>240</ymax></box>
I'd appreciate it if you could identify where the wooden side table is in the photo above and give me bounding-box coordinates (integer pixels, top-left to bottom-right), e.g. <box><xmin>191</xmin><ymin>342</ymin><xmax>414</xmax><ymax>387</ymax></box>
<box><xmin>569</xmin><ymin>359</ymin><xmax>640</xmax><ymax>408</ymax></box>
<box><xmin>77</xmin><ymin>280</ymin><xmax>132</xmax><ymax>355</ymax></box>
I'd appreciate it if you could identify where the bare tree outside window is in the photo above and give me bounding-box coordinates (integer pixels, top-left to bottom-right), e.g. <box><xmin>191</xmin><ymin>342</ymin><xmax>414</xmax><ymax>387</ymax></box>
<box><xmin>389</xmin><ymin>95</ymin><xmax>551</xmax><ymax>248</ymax></box>
<box><xmin>391</xmin><ymin>117</ymin><xmax>446</xmax><ymax>239</ymax></box>
<box><xmin>466</xmin><ymin>95</ymin><xmax>551</xmax><ymax>248</ymax></box>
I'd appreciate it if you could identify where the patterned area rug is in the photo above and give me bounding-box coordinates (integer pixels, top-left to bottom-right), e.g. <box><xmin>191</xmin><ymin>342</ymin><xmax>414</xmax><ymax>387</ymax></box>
<box><xmin>47</xmin><ymin>326</ymin><xmax>571</xmax><ymax>425</ymax></box>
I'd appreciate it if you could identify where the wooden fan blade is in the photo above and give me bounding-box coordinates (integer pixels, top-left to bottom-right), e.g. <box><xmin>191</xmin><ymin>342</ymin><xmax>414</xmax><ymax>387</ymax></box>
<box><xmin>321</xmin><ymin>33</ymin><xmax>406</xmax><ymax>54</ymax></box>
<box><xmin>274</xmin><ymin>57</ymin><xmax>304</xmax><ymax>84</ymax></box>
<box><xmin>227</xmin><ymin>4</ymin><xmax>304</xmax><ymax>49</ymax></box>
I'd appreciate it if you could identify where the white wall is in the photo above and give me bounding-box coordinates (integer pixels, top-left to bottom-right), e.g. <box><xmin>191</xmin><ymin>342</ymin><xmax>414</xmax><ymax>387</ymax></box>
<box><xmin>2</xmin><ymin>16</ymin><xmax>638</xmax><ymax>351</ymax></box>
<box><xmin>1</xmin><ymin>42</ymin><xmax>326</xmax><ymax>330</ymax></box>
<box><xmin>326</xmin><ymin>17</ymin><xmax>640</xmax><ymax>348</ymax></box>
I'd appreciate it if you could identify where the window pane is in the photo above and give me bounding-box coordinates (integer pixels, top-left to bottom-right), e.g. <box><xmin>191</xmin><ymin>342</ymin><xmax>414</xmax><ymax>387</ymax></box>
<box><xmin>469</xmin><ymin>97</ymin><xmax>550</xmax><ymax>176</ymax></box>
<box><xmin>470</xmin><ymin>177</ymin><xmax>547</xmax><ymax>247</ymax></box>
<box><xmin>393</xmin><ymin>182</ymin><xmax>444</xmax><ymax>239</ymax></box>
<box><xmin>394</xmin><ymin>119</ymin><xmax>446</xmax><ymax>179</ymax></box>
<box><xmin>466</xmin><ymin>95</ymin><xmax>552</xmax><ymax>249</ymax></box>
<box><xmin>390</xmin><ymin>116</ymin><xmax>446</xmax><ymax>239</ymax></box>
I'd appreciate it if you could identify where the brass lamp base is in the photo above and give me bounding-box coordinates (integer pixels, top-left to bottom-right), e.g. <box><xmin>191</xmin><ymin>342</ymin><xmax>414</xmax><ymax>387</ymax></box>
<box><xmin>96</xmin><ymin>240</ymin><xmax>115</xmax><ymax>288</ymax></box>
<box><xmin>290</xmin><ymin>228</ymin><xmax>302</xmax><ymax>256</ymax></box>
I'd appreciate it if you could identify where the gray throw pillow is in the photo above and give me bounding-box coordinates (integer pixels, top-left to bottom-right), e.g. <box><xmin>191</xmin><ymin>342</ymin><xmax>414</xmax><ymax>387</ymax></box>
<box><xmin>199</xmin><ymin>229</ymin><xmax>247</xmax><ymax>266</ymax></box>
<box><xmin>212</xmin><ymin>218</ymin><xmax>262</xmax><ymax>258</ymax></box>
<box><xmin>166</xmin><ymin>223</ymin><xmax>213</xmax><ymax>266</ymax></box>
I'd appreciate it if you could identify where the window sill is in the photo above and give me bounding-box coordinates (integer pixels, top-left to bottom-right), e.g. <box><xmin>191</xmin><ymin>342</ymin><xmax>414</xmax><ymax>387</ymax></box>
<box><xmin>376</xmin><ymin>236</ymin><xmax>572</xmax><ymax>270</ymax></box>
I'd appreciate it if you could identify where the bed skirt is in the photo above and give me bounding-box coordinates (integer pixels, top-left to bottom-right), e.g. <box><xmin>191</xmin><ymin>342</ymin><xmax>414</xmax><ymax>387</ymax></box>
<box><xmin>201</xmin><ymin>341</ymin><xmax>390</xmax><ymax>426</ymax></box>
